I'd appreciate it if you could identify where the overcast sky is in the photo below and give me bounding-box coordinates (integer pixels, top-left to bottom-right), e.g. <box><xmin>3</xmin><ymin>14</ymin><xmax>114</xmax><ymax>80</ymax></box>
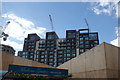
<box><xmin>1</xmin><ymin>1</ymin><xmax>119</xmax><ymax>55</ymax></box>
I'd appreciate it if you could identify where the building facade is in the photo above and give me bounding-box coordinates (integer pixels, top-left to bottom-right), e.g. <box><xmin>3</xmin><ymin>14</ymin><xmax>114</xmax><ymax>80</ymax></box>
<box><xmin>18</xmin><ymin>29</ymin><xmax>99</xmax><ymax>67</ymax></box>
<box><xmin>0</xmin><ymin>44</ymin><xmax>15</xmax><ymax>55</ymax></box>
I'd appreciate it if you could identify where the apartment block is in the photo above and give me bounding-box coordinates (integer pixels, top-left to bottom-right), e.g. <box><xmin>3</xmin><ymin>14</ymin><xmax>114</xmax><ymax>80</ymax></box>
<box><xmin>18</xmin><ymin>29</ymin><xmax>99</xmax><ymax>67</ymax></box>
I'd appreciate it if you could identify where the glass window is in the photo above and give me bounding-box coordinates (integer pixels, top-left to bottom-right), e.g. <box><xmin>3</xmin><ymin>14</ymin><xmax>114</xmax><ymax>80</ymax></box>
<box><xmin>58</xmin><ymin>51</ymin><xmax>63</xmax><ymax>53</ymax></box>
<box><xmin>80</xmin><ymin>49</ymin><xmax>84</xmax><ymax>53</ymax></box>
<box><xmin>67</xmin><ymin>47</ymin><xmax>71</xmax><ymax>49</ymax></box>
<box><xmin>49</xmin><ymin>59</ymin><xmax>53</xmax><ymax>61</ymax></box>
<box><xmin>72</xmin><ymin>43</ymin><xmax>75</xmax><ymax>45</ymax></box>
<box><xmin>49</xmin><ymin>55</ymin><xmax>53</xmax><ymax>58</ymax></box>
<box><xmin>85</xmin><ymin>37</ymin><xmax>88</xmax><ymax>40</ymax></box>
<box><xmin>83</xmin><ymin>35</ymin><xmax>88</xmax><ymax>37</ymax></box>
<box><xmin>67</xmin><ymin>58</ymin><xmax>70</xmax><ymax>60</ymax></box>
<box><xmin>41</xmin><ymin>52</ymin><xmax>45</xmax><ymax>54</ymax></box>
<box><xmin>41</xmin><ymin>59</ymin><xmax>44</xmax><ymax>62</ymax></box>
<box><xmin>64</xmin><ymin>54</ymin><xmax>66</xmax><ymax>56</ymax></box>
<box><xmin>89</xmin><ymin>34</ymin><xmax>97</xmax><ymax>40</ymax></box>
<box><xmin>80</xmin><ymin>38</ymin><xmax>83</xmax><ymax>40</ymax></box>
<box><xmin>85</xmin><ymin>45</ymin><xmax>89</xmax><ymax>48</ymax></box>
<box><xmin>36</xmin><ymin>55</ymin><xmax>39</xmax><ymax>58</ymax></box>
<box><xmin>58</xmin><ymin>59</ymin><xmax>62</xmax><ymax>61</ymax></box>
<box><xmin>49</xmin><ymin>63</ymin><xmax>53</xmax><ymax>65</ymax></box>
<box><xmin>58</xmin><ymin>55</ymin><xmax>62</xmax><ymax>57</ymax></box>
<box><xmin>67</xmin><ymin>32</ymin><xmax>76</xmax><ymax>38</ymax></box>
<box><xmin>72</xmin><ymin>50</ymin><xmax>75</xmax><ymax>53</ymax></box>
<box><xmin>94</xmin><ymin>41</ymin><xmax>98</xmax><ymax>44</ymax></box>
<box><xmin>94</xmin><ymin>44</ymin><xmax>98</xmax><ymax>47</ymax></box>
<box><xmin>85</xmin><ymin>41</ymin><xmax>89</xmax><ymax>44</ymax></box>
<box><xmin>47</xmin><ymin>34</ymin><xmax>54</xmax><ymax>39</ymax></box>
<box><xmin>30</xmin><ymin>56</ymin><xmax>33</xmax><ymax>58</ymax></box>
<box><xmin>41</xmin><ymin>55</ymin><xmax>44</xmax><ymax>58</ymax></box>
<box><xmin>85</xmin><ymin>49</ymin><xmax>89</xmax><ymax>52</ymax></box>
<box><xmin>67</xmin><ymin>50</ymin><xmax>70</xmax><ymax>53</ymax></box>
<box><xmin>64</xmin><ymin>58</ymin><xmax>66</xmax><ymax>61</ymax></box>
<box><xmin>58</xmin><ymin>63</ymin><xmax>62</xmax><ymax>65</ymax></box>
<box><xmin>80</xmin><ymin>41</ymin><xmax>83</xmax><ymax>44</ymax></box>
<box><xmin>72</xmin><ymin>54</ymin><xmax>76</xmax><ymax>57</ymax></box>
<box><xmin>79</xmin><ymin>45</ymin><xmax>84</xmax><ymax>48</ymax></box>
<box><xmin>67</xmin><ymin>54</ymin><xmax>70</xmax><ymax>57</ymax></box>
<box><xmin>67</xmin><ymin>43</ymin><xmax>71</xmax><ymax>46</ymax></box>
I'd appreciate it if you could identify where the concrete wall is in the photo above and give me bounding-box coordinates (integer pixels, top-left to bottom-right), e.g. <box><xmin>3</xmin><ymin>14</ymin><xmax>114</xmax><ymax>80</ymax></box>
<box><xmin>58</xmin><ymin>42</ymin><xmax>120</xmax><ymax>78</ymax></box>
<box><xmin>0</xmin><ymin>52</ymin><xmax>54</xmax><ymax>71</ymax></box>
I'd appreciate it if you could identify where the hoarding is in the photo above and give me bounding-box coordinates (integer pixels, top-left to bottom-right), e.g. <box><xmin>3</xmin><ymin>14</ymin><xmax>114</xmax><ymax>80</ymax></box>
<box><xmin>8</xmin><ymin>64</ymin><xmax>68</xmax><ymax>76</ymax></box>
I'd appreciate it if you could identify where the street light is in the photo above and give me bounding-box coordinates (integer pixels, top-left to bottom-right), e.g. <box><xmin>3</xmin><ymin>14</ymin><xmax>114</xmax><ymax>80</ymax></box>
<box><xmin>0</xmin><ymin>21</ymin><xmax>10</xmax><ymax>41</ymax></box>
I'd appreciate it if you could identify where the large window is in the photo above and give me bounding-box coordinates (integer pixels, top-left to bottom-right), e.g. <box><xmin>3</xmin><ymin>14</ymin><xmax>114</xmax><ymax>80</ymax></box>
<box><xmin>89</xmin><ymin>34</ymin><xmax>97</xmax><ymax>40</ymax></box>
<box><xmin>67</xmin><ymin>32</ymin><xmax>76</xmax><ymax>38</ymax></box>
<box><xmin>80</xmin><ymin>49</ymin><xmax>84</xmax><ymax>53</ymax></box>
<box><xmin>47</xmin><ymin>34</ymin><xmax>54</xmax><ymax>39</ymax></box>
<box><xmin>79</xmin><ymin>45</ymin><xmax>84</xmax><ymax>48</ymax></box>
<box><xmin>49</xmin><ymin>59</ymin><xmax>53</xmax><ymax>61</ymax></box>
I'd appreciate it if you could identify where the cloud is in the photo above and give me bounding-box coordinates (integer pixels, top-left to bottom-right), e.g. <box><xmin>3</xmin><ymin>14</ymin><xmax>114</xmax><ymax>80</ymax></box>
<box><xmin>2</xmin><ymin>13</ymin><xmax>46</xmax><ymax>41</ymax></box>
<box><xmin>1</xmin><ymin>13</ymin><xmax>47</xmax><ymax>55</ymax></box>
<box><xmin>110</xmin><ymin>27</ymin><xmax>120</xmax><ymax>47</ymax></box>
<box><xmin>91</xmin><ymin>0</ymin><xmax>120</xmax><ymax>17</ymax></box>
<box><xmin>1</xmin><ymin>38</ymin><xmax>23</xmax><ymax>51</ymax></box>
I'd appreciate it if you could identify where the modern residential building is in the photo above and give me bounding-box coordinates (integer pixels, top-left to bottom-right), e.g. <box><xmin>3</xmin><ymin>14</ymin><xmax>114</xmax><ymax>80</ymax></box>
<box><xmin>18</xmin><ymin>33</ymin><xmax>40</xmax><ymax>61</ymax></box>
<box><xmin>18</xmin><ymin>29</ymin><xmax>99</xmax><ymax>67</ymax></box>
<box><xmin>0</xmin><ymin>44</ymin><xmax>15</xmax><ymax>55</ymax></box>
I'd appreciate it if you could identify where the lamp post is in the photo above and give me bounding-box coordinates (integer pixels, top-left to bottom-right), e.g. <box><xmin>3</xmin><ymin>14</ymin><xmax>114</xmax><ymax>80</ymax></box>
<box><xmin>0</xmin><ymin>21</ymin><xmax>10</xmax><ymax>41</ymax></box>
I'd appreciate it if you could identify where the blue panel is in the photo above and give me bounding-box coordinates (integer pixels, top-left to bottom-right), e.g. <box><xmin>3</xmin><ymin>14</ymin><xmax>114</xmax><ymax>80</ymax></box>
<box><xmin>8</xmin><ymin>64</ymin><xmax>68</xmax><ymax>76</ymax></box>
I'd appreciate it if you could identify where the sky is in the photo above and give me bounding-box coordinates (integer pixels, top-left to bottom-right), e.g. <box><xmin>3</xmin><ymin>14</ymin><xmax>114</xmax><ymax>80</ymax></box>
<box><xmin>1</xmin><ymin>1</ymin><xmax>119</xmax><ymax>55</ymax></box>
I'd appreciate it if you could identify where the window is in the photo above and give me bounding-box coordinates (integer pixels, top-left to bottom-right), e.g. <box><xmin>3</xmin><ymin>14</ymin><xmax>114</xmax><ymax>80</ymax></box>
<box><xmin>67</xmin><ymin>43</ymin><xmax>71</xmax><ymax>46</ymax></box>
<box><xmin>67</xmin><ymin>58</ymin><xmax>70</xmax><ymax>60</ymax></box>
<box><xmin>67</xmin><ymin>32</ymin><xmax>76</xmax><ymax>38</ymax></box>
<box><xmin>85</xmin><ymin>45</ymin><xmax>89</xmax><ymax>48</ymax></box>
<box><xmin>72</xmin><ymin>43</ymin><xmax>75</xmax><ymax>45</ymax></box>
<box><xmin>30</xmin><ymin>56</ymin><xmax>33</xmax><ymax>58</ymax></box>
<box><xmin>80</xmin><ymin>38</ymin><xmax>83</xmax><ymax>40</ymax></box>
<box><xmin>41</xmin><ymin>59</ymin><xmax>44</xmax><ymax>62</ymax></box>
<box><xmin>85</xmin><ymin>41</ymin><xmax>89</xmax><ymax>44</ymax></box>
<box><xmin>49</xmin><ymin>59</ymin><xmax>53</xmax><ymax>61</ymax></box>
<box><xmin>80</xmin><ymin>45</ymin><xmax>84</xmax><ymax>48</ymax></box>
<box><xmin>89</xmin><ymin>34</ymin><xmax>97</xmax><ymax>40</ymax></box>
<box><xmin>58</xmin><ymin>63</ymin><xmax>62</xmax><ymax>65</ymax></box>
<box><xmin>58</xmin><ymin>55</ymin><xmax>62</xmax><ymax>57</ymax></box>
<box><xmin>67</xmin><ymin>50</ymin><xmax>70</xmax><ymax>53</ymax></box>
<box><xmin>36</xmin><ymin>55</ymin><xmax>39</xmax><ymax>58</ymax></box>
<box><xmin>67</xmin><ymin>47</ymin><xmax>71</xmax><ymax>49</ymax></box>
<box><xmin>29</xmin><ymin>36</ymin><xmax>35</xmax><ymax>40</ymax></box>
<box><xmin>72</xmin><ymin>54</ymin><xmax>76</xmax><ymax>57</ymax></box>
<box><xmin>94</xmin><ymin>44</ymin><xmax>98</xmax><ymax>47</ymax></box>
<box><xmin>64</xmin><ymin>54</ymin><xmax>66</xmax><ymax>57</ymax></box>
<box><xmin>83</xmin><ymin>35</ymin><xmax>88</xmax><ymax>37</ymax></box>
<box><xmin>58</xmin><ymin>59</ymin><xmax>62</xmax><ymax>61</ymax></box>
<box><xmin>49</xmin><ymin>63</ymin><xmax>53</xmax><ymax>65</ymax></box>
<box><xmin>71</xmin><ymin>50</ymin><xmax>75</xmax><ymax>53</ymax></box>
<box><xmin>67</xmin><ymin>54</ymin><xmax>70</xmax><ymax>57</ymax></box>
<box><xmin>80</xmin><ymin>41</ymin><xmax>83</xmax><ymax>44</ymax></box>
<box><xmin>64</xmin><ymin>58</ymin><xmax>66</xmax><ymax>61</ymax></box>
<box><xmin>94</xmin><ymin>41</ymin><xmax>98</xmax><ymax>44</ymax></box>
<box><xmin>85</xmin><ymin>49</ymin><xmax>89</xmax><ymax>52</ymax></box>
<box><xmin>49</xmin><ymin>55</ymin><xmax>53</xmax><ymax>58</ymax></box>
<box><xmin>58</xmin><ymin>51</ymin><xmax>63</xmax><ymax>54</ymax></box>
<box><xmin>41</xmin><ymin>55</ymin><xmax>44</xmax><ymax>58</ymax></box>
<box><xmin>47</xmin><ymin>34</ymin><xmax>54</xmax><ymax>39</ymax></box>
<box><xmin>85</xmin><ymin>37</ymin><xmax>88</xmax><ymax>40</ymax></box>
<box><xmin>80</xmin><ymin>49</ymin><xmax>84</xmax><ymax>53</ymax></box>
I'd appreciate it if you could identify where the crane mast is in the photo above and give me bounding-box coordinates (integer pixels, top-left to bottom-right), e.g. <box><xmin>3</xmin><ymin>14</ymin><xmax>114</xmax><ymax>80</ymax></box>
<box><xmin>49</xmin><ymin>15</ymin><xmax>54</xmax><ymax>31</ymax></box>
